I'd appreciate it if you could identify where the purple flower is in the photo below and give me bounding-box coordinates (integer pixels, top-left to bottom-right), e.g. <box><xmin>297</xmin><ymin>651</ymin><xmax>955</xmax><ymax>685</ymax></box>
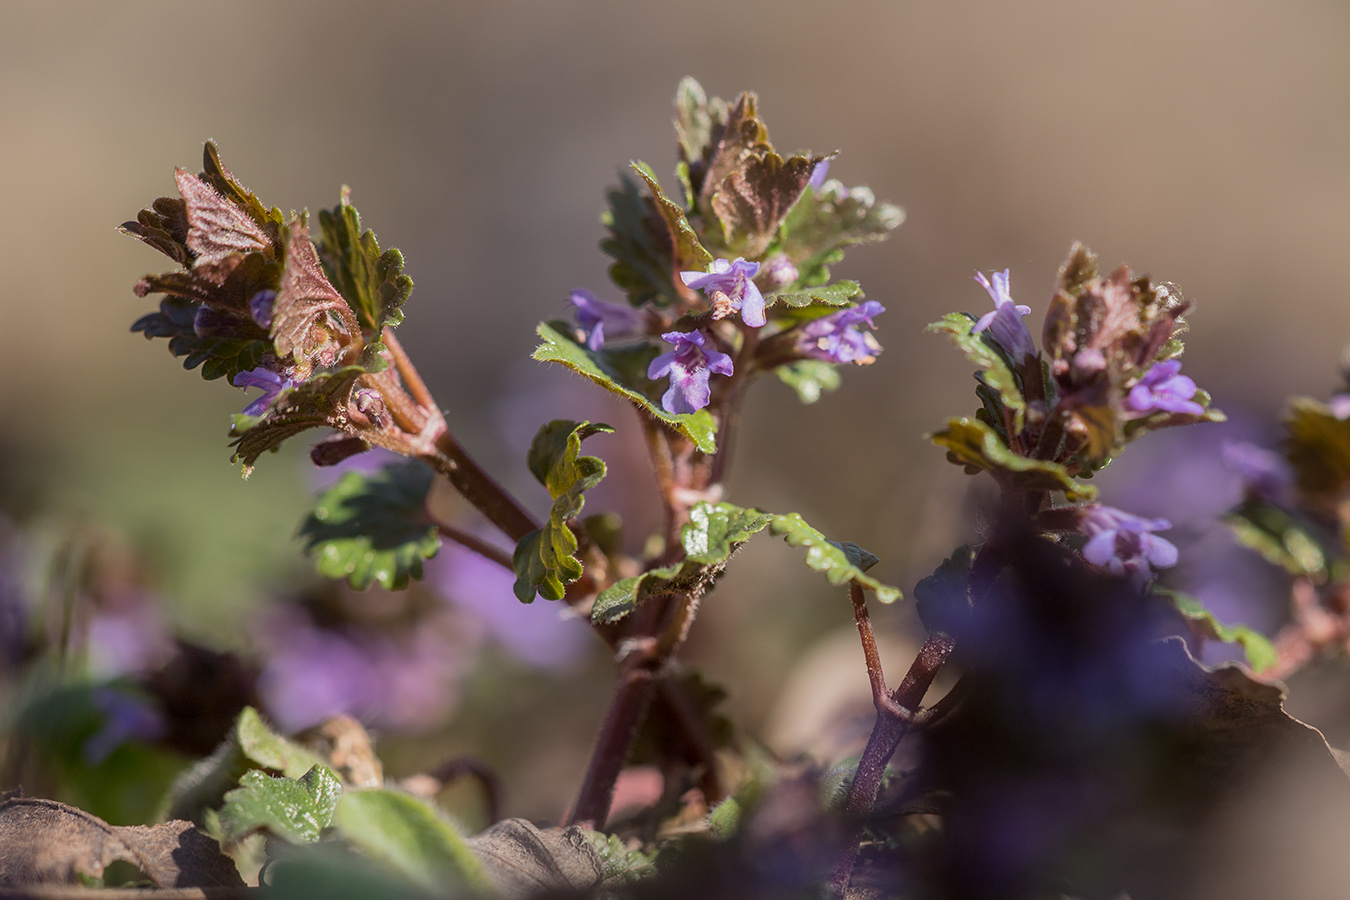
<box><xmin>569</xmin><ymin>289</ymin><xmax>642</xmax><ymax>351</ymax></box>
<box><xmin>972</xmin><ymin>269</ymin><xmax>1036</xmax><ymax>363</ymax></box>
<box><xmin>1221</xmin><ymin>440</ymin><xmax>1292</xmax><ymax>504</ymax></box>
<box><xmin>796</xmin><ymin>301</ymin><xmax>886</xmax><ymax>365</ymax></box>
<box><xmin>807</xmin><ymin>159</ymin><xmax>831</xmax><ymax>190</ymax></box>
<box><xmin>760</xmin><ymin>254</ymin><xmax>800</xmax><ymax>290</ymax></box>
<box><xmin>250</xmin><ymin>289</ymin><xmax>277</xmax><ymax>330</ymax></box>
<box><xmin>648</xmin><ymin>330</ymin><xmax>734</xmax><ymax>415</ymax></box>
<box><xmin>1078</xmin><ymin>505</ymin><xmax>1179</xmax><ymax>586</ymax></box>
<box><xmin>233</xmin><ymin>367</ymin><xmax>292</xmax><ymax>416</ymax></box>
<box><xmin>1125</xmin><ymin>359</ymin><xmax>1204</xmax><ymax>417</ymax></box>
<box><xmin>680</xmin><ymin>258</ymin><xmax>766</xmax><ymax>327</ymax></box>
<box><xmin>84</xmin><ymin>687</ymin><xmax>166</xmax><ymax>765</ymax></box>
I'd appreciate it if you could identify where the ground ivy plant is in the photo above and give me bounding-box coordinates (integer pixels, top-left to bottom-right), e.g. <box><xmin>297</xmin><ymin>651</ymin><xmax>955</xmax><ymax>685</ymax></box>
<box><xmin>6</xmin><ymin>77</ymin><xmax>1350</xmax><ymax>900</ymax></box>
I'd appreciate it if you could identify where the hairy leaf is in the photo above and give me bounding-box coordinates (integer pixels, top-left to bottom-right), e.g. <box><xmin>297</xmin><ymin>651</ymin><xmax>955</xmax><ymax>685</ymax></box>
<box><xmin>300</xmin><ymin>461</ymin><xmax>440</xmax><ymax>590</ymax></box>
<box><xmin>198</xmin><ymin>141</ymin><xmax>286</xmax><ymax>238</ymax></box>
<box><xmin>592</xmin><ymin>502</ymin><xmax>899</xmax><ymax>623</ymax></box>
<box><xmin>167</xmin><ymin>707</ymin><xmax>327</xmax><ymax>823</ymax></box>
<box><xmin>1157</xmin><ymin>589</ymin><xmax>1278</xmax><ymax>673</ymax></box>
<box><xmin>583</xmin><ymin>829</ymin><xmax>658</xmax><ymax>885</ymax></box>
<box><xmin>533</xmin><ymin>322</ymin><xmax>718</xmax><ymax>453</ymax></box>
<box><xmin>710</xmin><ymin>149</ymin><xmax>824</xmax><ymax>258</ymax></box>
<box><xmin>272</xmin><ymin>221</ymin><xmax>362</xmax><ymax>377</ymax></box>
<box><xmin>601</xmin><ymin>173</ymin><xmax>680</xmax><ymax>308</ymax></box>
<box><xmin>930</xmin><ymin>417</ymin><xmax>1096</xmax><ymax>501</ymax></box>
<box><xmin>513</xmin><ymin>421</ymin><xmax>612</xmax><ymax>602</ymax></box>
<box><xmin>333</xmin><ymin>789</ymin><xmax>492</xmax><ymax>894</ymax></box>
<box><xmin>697</xmin><ymin>91</ymin><xmax>772</xmax><ymax>223</ymax></box>
<box><xmin>780</xmin><ymin>180</ymin><xmax>904</xmax><ymax>285</ymax></box>
<box><xmin>468</xmin><ymin>819</ymin><xmax>606</xmax><ymax>895</ymax></box>
<box><xmin>776</xmin><ymin>359</ymin><xmax>842</xmax><ymax>404</ymax></box>
<box><xmin>317</xmin><ymin>194</ymin><xmax>414</xmax><ymax>334</ymax></box>
<box><xmin>673</xmin><ymin>77</ymin><xmax>727</xmax><ymax>202</ymax></box>
<box><xmin>174</xmin><ymin>167</ymin><xmax>273</xmax><ymax>280</ymax></box>
<box><xmin>229</xmin><ymin>363</ymin><xmax>373</xmax><ymax>474</ymax></box>
<box><xmin>219</xmin><ymin>765</ymin><xmax>342</xmax><ymax>845</ymax></box>
<box><xmin>765</xmin><ymin>279</ymin><xmax>861</xmax><ymax>311</ymax></box>
<box><xmin>632</xmin><ymin>162</ymin><xmax>712</xmax><ymax>275</ymax></box>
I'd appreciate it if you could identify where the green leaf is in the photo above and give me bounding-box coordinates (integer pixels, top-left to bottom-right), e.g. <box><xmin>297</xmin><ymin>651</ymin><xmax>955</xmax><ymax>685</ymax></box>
<box><xmin>673</xmin><ymin>77</ymin><xmax>727</xmax><ymax>200</ymax></box>
<box><xmin>1285</xmin><ymin>397</ymin><xmax>1350</xmax><ymax>495</ymax></box>
<box><xmin>913</xmin><ymin>545</ymin><xmax>974</xmax><ymax>637</ymax></box>
<box><xmin>591</xmin><ymin>502</ymin><xmax>900</xmax><ymax>622</ymax></box>
<box><xmin>532</xmin><ymin>322</ymin><xmax>718</xmax><ymax>452</ymax></box>
<box><xmin>317</xmin><ymin>195</ymin><xmax>414</xmax><ymax>335</ymax></box>
<box><xmin>601</xmin><ymin>173</ymin><xmax>681</xmax><ymax>308</ymax></box>
<box><xmin>764</xmin><ymin>279</ymin><xmax>862</xmax><ymax>311</ymax></box>
<box><xmin>929</xmin><ymin>417</ymin><xmax>1096</xmax><ymax>501</ymax></box>
<box><xmin>167</xmin><ymin>707</ymin><xmax>327</xmax><ymax>822</ymax></box>
<box><xmin>333</xmin><ymin>789</ymin><xmax>492</xmax><ymax>895</ymax></box>
<box><xmin>132</xmin><ymin>295</ymin><xmax>271</xmax><ymax>382</ymax></box>
<box><xmin>927</xmin><ymin>312</ymin><xmax>1027</xmax><ymax>433</ymax></box>
<box><xmin>583</xmin><ymin>830</ymin><xmax>658</xmax><ymax>885</ymax></box>
<box><xmin>631</xmin><ymin>162</ymin><xmax>712</xmax><ymax>274</ymax></box>
<box><xmin>300</xmin><ymin>461</ymin><xmax>440</xmax><ymax>590</ymax></box>
<box><xmin>1157</xmin><ymin>589</ymin><xmax>1279</xmax><ymax>673</ymax></box>
<box><xmin>775</xmin><ymin>360</ymin><xmax>842</xmax><ymax>404</ymax></box>
<box><xmin>767</xmin><ymin>513</ymin><xmax>901</xmax><ymax>603</ymax></box>
<box><xmin>219</xmin><ymin>765</ymin><xmax>342</xmax><ymax>844</ymax></box>
<box><xmin>1224</xmin><ymin>499</ymin><xmax>1327</xmax><ymax>578</ymax></box>
<box><xmin>779</xmin><ymin>179</ymin><xmax>904</xmax><ymax>285</ymax></box>
<box><xmin>512</xmin><ymin>421</ymin><xmax>612</xmax><ymax>602</ymax></box>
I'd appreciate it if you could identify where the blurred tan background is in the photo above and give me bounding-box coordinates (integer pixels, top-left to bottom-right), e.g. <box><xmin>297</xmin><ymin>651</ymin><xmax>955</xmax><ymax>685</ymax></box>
<box><xmin>2</xmin><ymin>0</ymin><xmax>1349</xmax><ymax>821</ymax></box>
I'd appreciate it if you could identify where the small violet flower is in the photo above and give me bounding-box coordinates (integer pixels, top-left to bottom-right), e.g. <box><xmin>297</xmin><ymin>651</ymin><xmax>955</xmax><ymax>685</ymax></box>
<box><xmin>797</xmin><ymin>301</ymin><xmax>886</xmax><ymax>365</ymax></box>
<box><xmin>1078</xmin><ymin>505</ymin><xmax>1179</xmax><ymax>586</ymax></box>
<box><xmin>680</xmin><ymin>258</ymin><xmax>766</xmax><ymax>327</ymax></box>
<box><xmin>1328</xmin><ymin>393</ymin><xmax>1350</xmax><ymax>420</ymax></box>
<box><xmin>569</xmin><ymin>289</ymin><xmax>641</xmax><ymax>351</ymax></box>
<box><xmin>760</xmin><ymin>254</ymin><xmax>800</xmax><ymax>290</ymax></box>
<box><xmin>233</xmin><ymin>367</ymin><xmax>292</xmax><ymax>416</ymax></box>
<box><xmin>648</xmin><ymin>330</ymin><xmax>734</xmax><ymax>415</ymax></box>
<box><xmin>1221</xmin><ymin>440</ymin><xmax>1292</xmax><ymax>504</ymax></box>
<box><xmin>972</xmin><ymin>269</ymin><xmax>1037</xmax><ymax>363</ymax></box>
<box><xmin>1125</xmin><ymin>359</ymin><xmax>1204</xmax><ymax>417</ymax></box>
<box><xmin>250</xmin><ymin>289</ymin><xmax>277</xmax><ymax>330</ymax></box>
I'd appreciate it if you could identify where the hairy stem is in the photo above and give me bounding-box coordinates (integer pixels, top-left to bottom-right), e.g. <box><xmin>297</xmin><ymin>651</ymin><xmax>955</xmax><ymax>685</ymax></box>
<box><xmin>567</xmin><ymin>653</ymin><xmax>660</xmax><ymax>829</ymax></box>
<box><xmin>425</xmin><ymin>430</ymin><xmax>540</xmax><ymax>542</ymax></box>
<box><xmin>432</xmin><ymin>519</ymin><xmax>514</xmax><ymax>571</ymax></box>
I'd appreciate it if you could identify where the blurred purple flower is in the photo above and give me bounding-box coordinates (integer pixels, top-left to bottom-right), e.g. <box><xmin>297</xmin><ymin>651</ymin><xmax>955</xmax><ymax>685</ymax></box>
<box><xmin>1078</xmin><ymin>505</ymin><xmax>1179</xmax><ymax>587</ymax></box>
<box><xmin>796</xmin><ymin>301</ymin><xmax>885</xmax><ymax>365</ymax></box>
<box><xmin>1221</xmin><ymin>440</ymin><xmax>1293</xmax><ymax>503</ymax></box>
<box><xmin>648</xmin><ymin>330</ymin><xmax>734</xmax><ymax>414</ymax></box>
<box><xmin>1125</xmin><ymin>359</ymin><xmax>1204</xmax><ymax>417</ymax></box>
<box><xmin>972</xmin><ymin>269</ymin><xmax>1036</xmax><ymax>364</ymax></box>
<box><xmin>430</xmin><ymin>544</ymin><xmax>592</xmax><ymax>671</ymax></box>
<box><xmin>256</xmin><ymin>607</ymin><xmax>473</xmax><ymax>733</ymax></box>
<box><xmin>760</xmin><ymin>254</ymin><xmax>799</xmax><ymax>290</ymax></box>
<box><xmin>249</xmin><ymin>289</ymin><xmax>277</xmax><ymax>329</ymax></box>
<box><xmin>681</xmin><ymin>258</ymin><xmax>766</xmax><ymax>327</ymax></box>
<box><xmin>85</xmin><ymin>602</ymin><xmax>172</xmax><ymax>678</ymax></box>
<box><xmin>233</xmin><ymin>367</ymin><xmax>292</xmax><ymax>416</ymax></box>
<box><xmin>569</xmin><ymin>289</ymin><xmax>642</xmax><ymax>351</ymax></box>
<box><xmin>1329</xmin><ymin>393</ymin><xmax>1350</xmax><ymax>419</ymax></box>
<box><xmin>83</xmin><ymin>686</ymin><xmax>166</xmax><ymax>765</ymax></box>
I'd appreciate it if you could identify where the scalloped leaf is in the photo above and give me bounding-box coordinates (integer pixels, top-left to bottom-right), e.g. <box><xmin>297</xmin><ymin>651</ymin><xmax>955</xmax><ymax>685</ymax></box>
<box><xmin>1224</xmin><ymin>499</ymin><xmax>1327</xmax><ymax>579</ymax></box>
<box><xmin>1157</xmin><ymin>588</ymin><xmax>1278</xmax><ymax>673</ymax></box>
<box><xmin>927</xmin><ymin>312</ymin><xmax>1027</xmax><ymax>433</ymax></box>
<box><xmin>317</xmin><ymin>195</ymin><xmax>414</xmax><ymax>334</ymax></box>
<box><xmin>601</xmin><ymin>173</ymin><xmax>680</xmax><ymax>308</ymax></box>
<box><xmin>229</xmin><ymin>363</ymin><xmax>375</xmax><ymax>475</ymax></box>
<box><xmin>764</xmin><ymin>279</ymin><xmax>861</xmax><ymax>311</ymax></box>
<box><xmin>929</xmin><ymin>417</ymin><xmax>1096</xmax><ymax>501</ymax></box>
<box><xmin>532</xmin><ymin>322</ymin><xmax>717</xmax><ymax>453</ymax></box>
<box><xmin>709</xmin><ymin>149</ymin><xmax>824</xmax><ymax>259</ymax></box>
<box><xmin>1285</xmin><ymin>397</ymin><xmax>1350</xmax><ymax>495</ymax></box>
<box><xmin>300</xmin><ymin>461</ymin><xmax>440</xmax><ymax>590</ymax></box>
<box><xmin>779</xmin><ymin>180</ymin><xmax>904</xmax><ymax>285</ymax></box>
<box><xmin>333</xmin><ymin>789</ymin><xmax>492</xmax><ymax>895</ymax></box>
<box><xmin>272</xmin><ymin>220</ymin><xmax>362</xmax><ymax>377</ymax></box>
<box><xmin>131</xmin><ymin>295</ymin><xmax>271</xmax><ymax>382</ymax></box>
<box><xmin>767</xmin><ymin>513</ymin><xmax>901</xmax><ymax>603</ymax></box>
<box><xmin>167</xmin><ymin>706</ymin><xmax>327</xmax><ymax>822</ymax></box>
<box><xmin>513</xmin><ymin>421</ymin><xmax>612</xmax><ymax>602</ymax></box>
<box><xmin>591</xmin><ymin>502</ymin><xmax>899</xmax><ymax>623</ymax></box>
<box><xmin>219</xmin><ymin>765</ymin><xmax>342</xmax><ymax>845</ymax></box>
<box><xmin>199</xmin><ymin>141</ymin><xmax>286</xmax><ymax>237</ymax></box>
<box><xmin>775</xmin><ymin>360</ymin><xmax>842</xmax><ymax>404</ymax></box>
<box><xmin>631</xmin><ymin>162</ymin><xmax>712</xmax><ymax>275</ymax></box>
